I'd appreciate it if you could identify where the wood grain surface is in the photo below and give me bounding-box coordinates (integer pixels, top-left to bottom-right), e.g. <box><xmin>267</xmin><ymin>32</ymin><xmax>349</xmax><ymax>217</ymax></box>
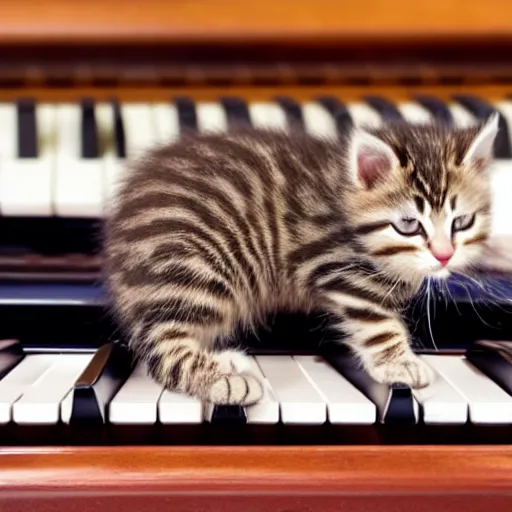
<box><xmin>0</xmin><ymin>446</ymin><xmax>511</xmax><ymax>511</ymax></box>
<box><xmin>1</xmin><ymin>0</ymin><xmax>512</xmax><ymax>44</ymax></box>
<box><xmin>0</xmin><ymin>84</ymin><xmax>511</xmax><ymax>102</ymax></box>
<box><xmin>0</xmin><ymin>445</ymin><xmax>511</xmax><ymax>492</ymax></box>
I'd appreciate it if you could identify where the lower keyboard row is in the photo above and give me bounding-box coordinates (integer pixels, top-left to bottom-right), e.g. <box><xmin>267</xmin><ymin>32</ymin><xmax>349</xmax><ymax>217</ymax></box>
<box><xmin>0</xmin><ymin>339</ymin><xmax>512</xmax><ymax>427</ymax></box>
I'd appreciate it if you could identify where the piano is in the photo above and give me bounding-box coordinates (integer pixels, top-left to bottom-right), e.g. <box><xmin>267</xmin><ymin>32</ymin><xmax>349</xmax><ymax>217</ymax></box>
<box><xmin>1</xmin><ymin>0</ymin><xmax>512</xmax><ymax>510</ymax></box>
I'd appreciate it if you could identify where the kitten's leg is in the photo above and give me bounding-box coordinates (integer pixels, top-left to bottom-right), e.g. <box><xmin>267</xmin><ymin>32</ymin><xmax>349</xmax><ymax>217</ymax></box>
<box><xmin>321</xmin><ymin>293</ymin><xmax>435</xmax><ymax>388</ymax></box>
<box><xmin>134</xmin><ymin>322</ymin><xmax>264</xmax><ymax>406</ymax></box>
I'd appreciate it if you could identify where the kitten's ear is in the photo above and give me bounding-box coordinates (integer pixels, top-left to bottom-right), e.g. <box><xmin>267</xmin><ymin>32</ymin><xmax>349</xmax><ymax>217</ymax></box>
<box><xmin>349</xmin><ymin>128</ymin><xmax>400</xmax><ymax>189</ymax></box>
<box><xmin>461</xmin><ymin>112</ymin><xmax>499</xmax><ymax>171</ymax></box>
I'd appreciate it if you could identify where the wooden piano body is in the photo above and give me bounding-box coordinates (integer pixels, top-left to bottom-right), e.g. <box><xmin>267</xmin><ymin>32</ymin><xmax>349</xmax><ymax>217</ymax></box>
<box><xmin>1</xmin><ymin>1</ymin><xmax>512</xmax><ymax>510</ymax></box>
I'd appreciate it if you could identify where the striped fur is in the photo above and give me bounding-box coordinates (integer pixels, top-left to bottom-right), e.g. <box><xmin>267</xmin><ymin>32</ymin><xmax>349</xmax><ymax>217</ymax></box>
<box><xmin>104</xmin><ymin>120</ymin><xmax>496</xmax><ymax>405</ymax></box>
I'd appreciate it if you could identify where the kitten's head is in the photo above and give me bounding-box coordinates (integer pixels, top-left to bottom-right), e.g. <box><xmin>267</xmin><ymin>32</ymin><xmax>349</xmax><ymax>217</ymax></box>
<box><xmin>345</xmin><ymin>114</ymin><xmax>499</xmax><ymax>284</ymax></box>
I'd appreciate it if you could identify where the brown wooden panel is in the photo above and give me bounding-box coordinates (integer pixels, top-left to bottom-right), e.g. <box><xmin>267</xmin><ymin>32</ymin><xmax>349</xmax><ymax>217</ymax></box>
<box><xmin>1</xmin><ymin>446</ymin><xmax>512</xmax><ymax>511</ymax></box>
<box><xmin>1</xmin><ymin>0</ymin><xmax>512</xmax><ymax>44</ymax></box>
<box><xmin>0</xmin><ymin>445</ymin><xmax>511</xmax><ymax>492</ymax></box>
<box><xmin>0</xmin><ymin>84</ymin><xmax>511</xmax><ymax>102</ymax></box>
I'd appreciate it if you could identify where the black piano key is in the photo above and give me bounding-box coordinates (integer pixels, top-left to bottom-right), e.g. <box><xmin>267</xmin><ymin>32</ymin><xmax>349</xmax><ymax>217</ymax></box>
<box><xmin>210</xmin><ymin>405</ymin><xmax>247</xmax><ymax>424</ymax></box>
<box><xmin>414</xmin><ymin>96</ymin><xmax>454</xmax><ymax>125</ymax></box>
<box><xmin>322</xmin><ymin>348</ymin><xmax>417</xmax><ymax>424</ymax></box>
<box><xmin>112</xmin><ymin>100</ymin><xmax>126</xmax><ymax>158</ymax></box>
<box><xmin>466</xmin><ymin>341</ymin><xmax>512</xmax><ymax>395</ymax></box>
<box><xmin>175</xmin><ymin>97</ymin><xmax>198</xmax><ymax>132</ymax></box>
<box><xmin>17</xmin><ymin>98</ymin><xmax>37</xmax><ymax>158</ymax></box>
<box><xmin>219</xmin><ymin>97</ymin><xmax>252</xmax><ymax>128</ymax></box>
<box><xmin>363</xmin><ymin>96</ymin><xmax>404</xmax><ymax>122</ymax></box>
<box><xmin>274</xmin><ymin>97</ymin><xmax>305</xmax><ymax>130</ymax></box>
<box><xmin>80</xmin><ymin>98</ymin><xmax>99</xmax><ymax>159</ymax></box>
<box><xmin>0</xmin><ymin>339</ymin><xmax>24</xmax><ymax>378</ymax></box>
<box><xmin>69</xmin><ymin>342</ymin><xmax>134</xmax><ymax>424</ymax></box>
<box><xmin>315</xmin><ymin>96</ymin><xmax>353</xmax><ymax>133</ymax></box>
<box><xmin>453</xmin><ymin>95</ymin><xmax>511</xmax><ymax>158</ymax></box>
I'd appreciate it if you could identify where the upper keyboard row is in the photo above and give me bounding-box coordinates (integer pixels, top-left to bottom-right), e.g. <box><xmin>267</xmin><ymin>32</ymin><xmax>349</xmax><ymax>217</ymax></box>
<box><xmin>1</xmin><ymin>94</ymin><xmax>511</xmax><ymax>218</ymax></box>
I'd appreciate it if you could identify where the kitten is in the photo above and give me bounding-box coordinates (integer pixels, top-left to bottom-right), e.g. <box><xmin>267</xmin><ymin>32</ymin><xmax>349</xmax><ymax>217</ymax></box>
<box><xmin>103</xmin><ymin>113</ymin><xmax>499</xmax><ymax>405</ymax></box>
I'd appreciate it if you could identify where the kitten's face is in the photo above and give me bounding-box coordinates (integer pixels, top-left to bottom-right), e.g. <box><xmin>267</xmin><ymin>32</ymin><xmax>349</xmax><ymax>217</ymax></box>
<box><xmin>347</xmin><ymin>115</ymin><xmax>498</xmax><ymax>283</ymax></box>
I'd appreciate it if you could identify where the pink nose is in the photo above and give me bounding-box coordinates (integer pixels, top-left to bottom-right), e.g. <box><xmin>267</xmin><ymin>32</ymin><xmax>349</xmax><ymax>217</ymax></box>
<box><xmin>432</xmin><ymin>249</ymin><xmax>454</xmax><ymax>267</ymax></box>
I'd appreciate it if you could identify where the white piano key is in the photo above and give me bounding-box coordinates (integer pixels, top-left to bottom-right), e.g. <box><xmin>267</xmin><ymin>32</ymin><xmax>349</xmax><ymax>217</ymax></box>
<box><xmin>12</xmin><ymin>354</ymin><xmax>93</xmax><ymax>425</ymax></box>
<box><xmin>421</xmin><ymin>355</ymin><xmax>512</xmax><ymax>424</ymax></box>
<box><xmin>244</xmin><ymin>356</ymin><xmax>280</xmax><ymax>424</ymax></box>
<box><xmin>347</xmin><ymin>102</ymin><xmax>381</xmax><ymax>128</ymax></box>
<box><xmin>153</xmin><ymin>103</ymin><xmax>180</xmax><ymax>143</ymax></box>
<box><xmin>248</xmin><ymin>102</ymin><xmax>287</xmax><ymax>130</ymax></box>
<box><xmin>196</xmin><ymin>102</ymin><xmax>228</xmax><ymax>133</ymax></box>
<box><xmin>109</xmin><ymin>362</ymin><xmax>163</xmax><ymax>424</ymax></box>
<box><xmin>158</xmin><ymin>389</ymin><xmax>203</xmax><ymax>424</ymax></box>
<box><xmin>448</xmin><ymin>103</ymin><xmax>477</xmax><ymax>128</ymax></box>
<box><xmin>0</xmin><ymin>355</ymin><xmax>55</xmax><ymax>424</ymax></box>
<box><xmin>302</xmin><ymin>102</ymin><xmax>338</xmax><ymax>138</ymax></box>
<box><xmin>397</xmin><ymin>102</ymin><xmax>432</xmax><ymax>124</ymax></box>
<box><xmin>255</xmin><ymin>355</ymin><xmax>326</xmax><ymax>424</ymax></box>
<box><xmin>121</xmin><ymin>103</ymin><xmax>159</xmax><ymax>158</ymax></box>
<box><xmin>414</xmin><ymin>356</ymin><xmax>469</xmax><ymax>424</ymax></box>
<box><xmin>0</xmin><ymin>103</ymin><xmax>55</xmax><ymax>216</ymax></box>
<box><xmin>95</xmin><ymin>102</ymin><xmax>124</xmax><ymax>210</ymax></box>
<box><xmin>0</xmin><ymin>103</ymin><xmax>16</xmax><ymax>158</ymax></box>
<box><xmin>293</xmin><ymin>355</ymin><xmax>376</xmax><ymax>424</ymax></box>
<box><xmin>54</xmin><ymin>103</ymin><xmax>104</xmax><ymax>217</ymax></box>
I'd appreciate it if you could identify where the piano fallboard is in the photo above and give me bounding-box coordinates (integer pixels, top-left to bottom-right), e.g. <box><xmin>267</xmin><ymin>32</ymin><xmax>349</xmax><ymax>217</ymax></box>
<box><xmin>0</xmin><ymin>445</ymin><xmax>511</xmax><ymax>512</ymax></box>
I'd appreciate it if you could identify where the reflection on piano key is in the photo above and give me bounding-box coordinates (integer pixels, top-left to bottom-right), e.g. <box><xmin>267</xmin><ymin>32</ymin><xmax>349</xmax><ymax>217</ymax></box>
<box><xmin>108</xmin><ymin>362</ymin><xmax>163</xmax><ymax>424</ymax></box>
<box><xmin>0</xmin><ymin>339</ymin><xmax>25</xmax><ymax>379</ymax></box>
<box><xmin>421</xmin><ymin>354</ymin><xmax>512</xmax><ymax>424</ymax></box>
<box><xmin>12</xmin><ymin>353</ymin><xmax>93</xmax><ymax>425</ymax></box>
<box><xmin>465</xmin><ymin>341</ymin><xmax>512</xmax><ymax>398</ymax></box>
<box><xmin>323</xmin><ymin>349</ymin><xmax>419</xmax><ymax>424</ymax></box>
<box><xmin>254</xmin><ymin>355</ymin><xmax>326</xmax><ymax>424</ymax></box>
<box><xmin>61</xmin><ymin>342</ymin><xmax>133</xmax><ymax>424</ymax></box>
<box><xmin>293</xmin><ymin>355</ymin><xmax>376</xmax><ymax>424</ymax></box>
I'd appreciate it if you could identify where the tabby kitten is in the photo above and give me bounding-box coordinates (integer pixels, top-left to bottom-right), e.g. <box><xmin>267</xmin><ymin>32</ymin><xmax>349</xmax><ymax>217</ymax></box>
<box><xmin>104</xmin><ymin>113</ymin><xmax>498</xmax><ymax>405</ymax></box>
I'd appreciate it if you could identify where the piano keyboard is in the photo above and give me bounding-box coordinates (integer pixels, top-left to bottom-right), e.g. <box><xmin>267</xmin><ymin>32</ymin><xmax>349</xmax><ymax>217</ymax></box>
<box><xmin>0</xmin><ymin>95</ymin><xmax>511</xmax><ymax>219</ymax></box>
<box><xmin>1</xmin><ymin>339</ymin><xmax>512</xmax><ymax>435</ymax></box>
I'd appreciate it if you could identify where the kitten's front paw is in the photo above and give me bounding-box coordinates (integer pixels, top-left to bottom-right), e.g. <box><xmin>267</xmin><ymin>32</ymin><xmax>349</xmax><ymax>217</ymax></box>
<box><xmin>367</xmin><ymin>354</ymin><xmax>435</xmax><ymax>389</ymax></box>
<box><xmin>213</xmin><ymin>349</ymin><xmax>253</xmax><ymax>374</ymax></box>
<box><xmin>206</xmin><ymin>349</ymin><xmax>264</xmax><ymax>406</ymax></box>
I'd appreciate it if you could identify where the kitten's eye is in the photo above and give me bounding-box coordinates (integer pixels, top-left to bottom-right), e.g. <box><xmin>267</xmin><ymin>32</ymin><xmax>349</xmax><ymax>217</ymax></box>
<box><xmin>452</xmin><ymin>213</ymin><xmax>475</xmax><ymax>232</ymax></box>
<box><xmin>393</xmin><ymin>217</ymin><xmax>422</xmax><ymax>236</ymax></box>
